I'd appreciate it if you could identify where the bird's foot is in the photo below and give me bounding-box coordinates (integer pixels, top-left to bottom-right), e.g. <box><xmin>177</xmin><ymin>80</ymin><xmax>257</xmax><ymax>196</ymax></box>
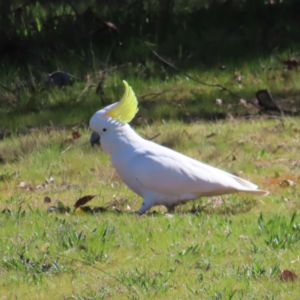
<box><xmin>133</xmin><ymin>210</ymin><xmax>144</xmax><ymax>216</ymax></box>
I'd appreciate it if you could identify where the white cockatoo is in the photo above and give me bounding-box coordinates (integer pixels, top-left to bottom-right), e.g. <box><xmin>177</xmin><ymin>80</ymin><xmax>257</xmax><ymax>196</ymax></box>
<box><xmin>90</xmin><ymin>81</ymin><xmax>268</xmax><ymax>214</ymax></box>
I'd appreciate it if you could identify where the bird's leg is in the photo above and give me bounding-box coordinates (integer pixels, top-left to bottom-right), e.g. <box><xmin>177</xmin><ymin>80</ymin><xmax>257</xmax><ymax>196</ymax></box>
<box><xmin>136</xmin><ymin>198</ymin><xmax>155</xmax><ymax>214</ymax></box>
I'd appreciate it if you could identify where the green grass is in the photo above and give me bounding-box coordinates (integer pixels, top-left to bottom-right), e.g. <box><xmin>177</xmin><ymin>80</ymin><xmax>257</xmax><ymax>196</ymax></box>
<box><xmin>1</xmin><ymin>50</ymin><xmax>300</xmax><ymax>299</ymax></box>
<box><xmin>1</xmin><ymin>2</ymin><xmax>300</xmax><ymax>297</ymax></box>
<box><xmin>1</xmin><ymin>115</ymin><xmax>300</xmax><ymax>299</ymax></box>
<box><xmin>0</xmin><ymin>47</ymin><xmax>299</xmax><ymax>132</ymax></box>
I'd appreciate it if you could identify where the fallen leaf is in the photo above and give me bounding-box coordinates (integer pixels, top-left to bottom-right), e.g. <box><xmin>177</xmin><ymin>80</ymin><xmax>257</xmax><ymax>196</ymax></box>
<box><xmin>279</xmin><ymin>180</ymin><xmax>295</xmax><ymax>187</ymax></box>
<box><xmin>44</xmin><ymin>196</ymin><xmax>51</xmax><ymax>203</ymax></box>
<box><xmin>74</xmin><ymin>195</ymin><xmax>96</xmax><ymax>208</ymax></box>
<box><xmin>72</xmin><ymin>131</ymin><xmax>81</xmax><ymax>139</ymax></box>
<box><xmin>206</xmin><ymin>133</ymin><xmax>216</xmax><ymax>139</ymax></box>
<box><xmin>280</xmin><ymin>270</ymin><xmax>297</xmax><ymax>282</ymax></box>
<box><xmin>283</xmin><ymin>58</ymin><xmax>299</xmax><ymax>70</ymax></box>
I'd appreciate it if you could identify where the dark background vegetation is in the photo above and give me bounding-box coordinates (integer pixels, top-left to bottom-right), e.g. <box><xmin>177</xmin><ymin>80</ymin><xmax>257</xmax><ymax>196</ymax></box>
<box><xmin>1</xmin><ymin>0</ymin><xmax>299</xmax><ymax>70</ymax></box>
<box><xmin>0</xmin><ymin>0</ymin><xmax>299</xmax><ymax>129</ymax></box>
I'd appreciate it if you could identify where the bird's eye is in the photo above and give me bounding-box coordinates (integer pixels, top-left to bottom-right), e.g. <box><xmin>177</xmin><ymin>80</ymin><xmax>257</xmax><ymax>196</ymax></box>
<box><xmin>103</xmin><ymin>128</ymin><xmax>107</xmax><ymax>132</ymax></box>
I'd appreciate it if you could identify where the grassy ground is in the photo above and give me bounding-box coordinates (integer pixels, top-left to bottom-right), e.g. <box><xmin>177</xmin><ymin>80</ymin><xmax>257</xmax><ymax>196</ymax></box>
<box><xmin>1</xmin><ymin>2</ymin><xmax>300</xmax><ymax>298</ymax></box>
<box><xmin>1</xmin><ymin>47</ymin><xmax>300</xmax><ymax>134</ymax></box>
<box><xmin>1</xmin><ymin>51</ymin><xmax>300</xmax><ymax>299</ymax></box>
<box><xmin>1</xmin><ymin>114</ymin><xmax>300</xmax><ymax>299</ymax></box>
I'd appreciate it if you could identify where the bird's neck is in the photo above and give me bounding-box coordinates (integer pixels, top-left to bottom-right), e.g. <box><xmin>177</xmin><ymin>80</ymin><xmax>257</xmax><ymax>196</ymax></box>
<box><xmin>101</xmin><ymin>124</ymin><xmax>143</xmax><ymax>155</ymax></box>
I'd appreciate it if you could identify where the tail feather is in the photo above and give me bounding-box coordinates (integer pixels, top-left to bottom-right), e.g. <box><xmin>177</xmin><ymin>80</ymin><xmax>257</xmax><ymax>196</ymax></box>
<box><xmin>233</xmin><ymin>175</ymin><xmax>269</xmax><ymax>196</ymax></box>
<box><xmin>239</xmin><ymin>188</ymin><xmax>269</xmax><ymax>196</ymax></box>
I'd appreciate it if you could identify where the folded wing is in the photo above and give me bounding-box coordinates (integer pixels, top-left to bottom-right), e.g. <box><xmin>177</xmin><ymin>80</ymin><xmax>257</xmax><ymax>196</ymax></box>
<box><xmin>130</xmin><ymin>147</ymin><xmax>268</xmax><ymax>198</ymax></box>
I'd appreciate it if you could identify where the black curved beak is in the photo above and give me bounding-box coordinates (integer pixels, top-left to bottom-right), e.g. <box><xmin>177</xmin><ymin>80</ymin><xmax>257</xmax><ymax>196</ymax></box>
<box><xmin>90</xmin><ymin>131</ymin><xmax>100</xmax><ymax>147</ymax></box>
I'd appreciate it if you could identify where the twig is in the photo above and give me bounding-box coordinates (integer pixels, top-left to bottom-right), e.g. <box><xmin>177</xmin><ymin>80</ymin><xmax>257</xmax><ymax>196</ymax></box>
<box><xmin>140</xmin><ymin>88</ymin><xmax>175</xmax><ymax>101</ymax></box>
<box><xmin>142</xmin><ymin>41</ymin><xmax>245</xmax><ymax>101</ymax></box>
<box><xmin>60</xmin><ymin>145</ymin><xmax>72</xmax><ymax>155</ymax></box>
<box><xmin>98</xmin><ymin>64</ymin><xmax>129</xmax><ymax>76</ymax></box>
<box><xmin>76</xmin><ymin>83</ymin><xmax>97</xmax><ymax>103</ymax></box>
<box><xmin>76</xmin><ymin>75</ymin><xmax>97</xmax><ymax>103</ymax></box>
<box><xmin>216</xmin><ymin>142</ymin><xmax>243</xmax><ymax>167</ymax></box>
<box><xmin>149</xmin><ymin>133</ymin><xmax>161</xmax><ymax>141</ymax></box>
<box><xmin>241</xmin><ymin>114</ymin><xmax>285</xmax><ymax>120</ymax></box>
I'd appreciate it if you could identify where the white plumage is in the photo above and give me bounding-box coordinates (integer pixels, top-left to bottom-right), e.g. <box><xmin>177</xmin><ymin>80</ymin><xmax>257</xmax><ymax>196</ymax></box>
<box><xmin>90</xmin><ymin>81</ymin><xmax>268</xmax><ymax>214</ymax></box>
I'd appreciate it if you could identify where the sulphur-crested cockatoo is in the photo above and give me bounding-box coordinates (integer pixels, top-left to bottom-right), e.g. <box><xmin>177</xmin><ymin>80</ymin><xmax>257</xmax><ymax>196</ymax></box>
<box><xmin>90</xmin><ymin>81</ymin><xmax>268</xmax><ymax>214</ymax></box>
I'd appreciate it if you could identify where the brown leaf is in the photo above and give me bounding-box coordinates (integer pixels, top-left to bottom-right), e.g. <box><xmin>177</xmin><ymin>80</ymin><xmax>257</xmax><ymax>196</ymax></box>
<box><xmin>44</xmin><ymin>196</ymin><xmax>51</xmax><ymax>203</ymax></box>
<box><xmin>279</xmin><ymin>180</ymin><xmax>295</xmax><ymax>187</ymax></box>
<box><xmin>283</xmin><ymin>59</ymin><xmax>299</xmax><ymax>70</ymax></box>
<box><xmin>72</xmin><ymin>131</ymin><xmax>81</xmax><ymax>139</ymax></box>
<box><xmin>280</xmin><ymin>270</ymin><xmax>297</xmax><ymax>282</ymax></box>
<box><xmin>205</xmin><ymin>133</ymin><xmax>216</xmax><ymax>139</ymax></box>
<box><xmin>74</xmin><ymin>195</ymin><xmax>96</xmax><ymax>208</ymax></box>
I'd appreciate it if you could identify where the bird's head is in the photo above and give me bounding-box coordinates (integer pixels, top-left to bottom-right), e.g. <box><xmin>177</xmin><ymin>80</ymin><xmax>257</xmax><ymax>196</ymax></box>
<box><xmin>89</xmin><ymin>80</ymin><xmax>139</xmax><ymax>148</ymax></box>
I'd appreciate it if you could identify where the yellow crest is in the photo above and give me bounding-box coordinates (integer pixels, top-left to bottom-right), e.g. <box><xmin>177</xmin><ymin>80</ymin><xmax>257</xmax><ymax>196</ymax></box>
<box><xmin>104</xmin><ymin>81</ymin><xmax>138</xmax><ymax>123</ymax></box>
